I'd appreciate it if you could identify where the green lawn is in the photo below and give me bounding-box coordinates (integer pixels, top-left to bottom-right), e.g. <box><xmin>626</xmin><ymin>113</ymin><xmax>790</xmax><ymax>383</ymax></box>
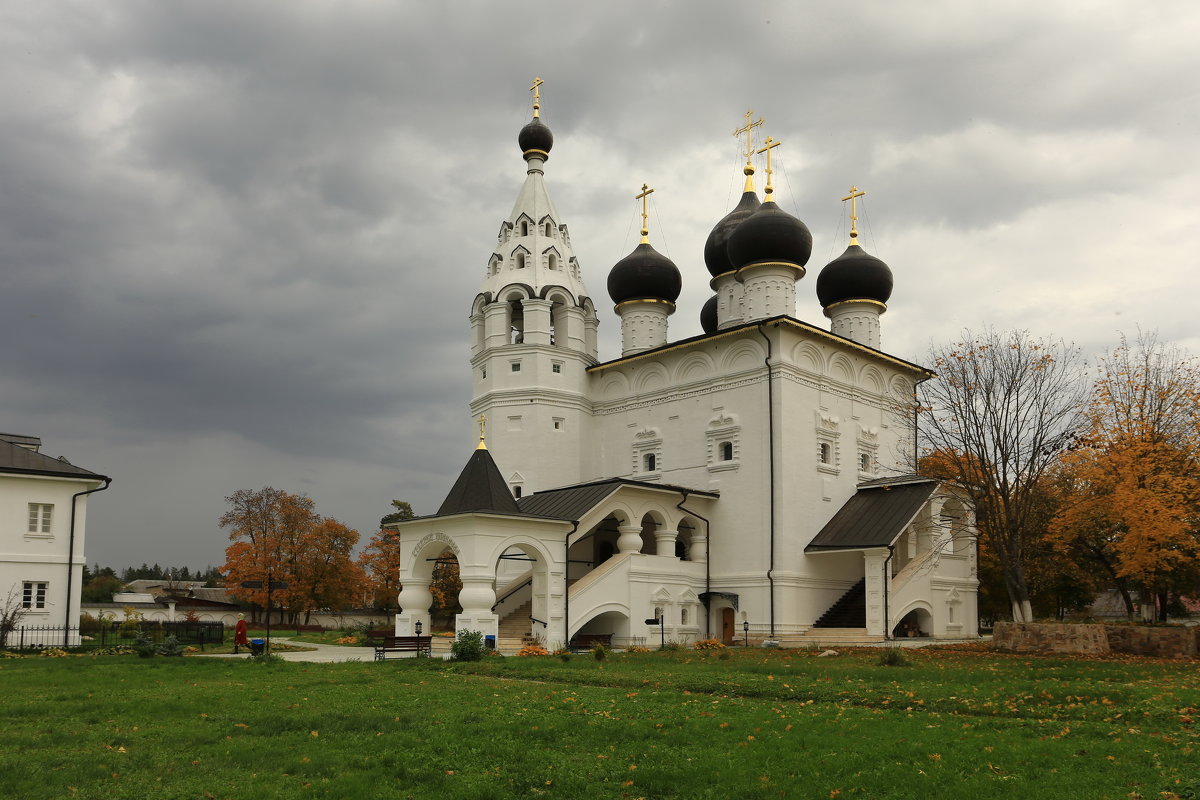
<box><xmin>0</xmin><ymin>646</ymin><xmax>1195</xmax><ymax>799</ymax></box>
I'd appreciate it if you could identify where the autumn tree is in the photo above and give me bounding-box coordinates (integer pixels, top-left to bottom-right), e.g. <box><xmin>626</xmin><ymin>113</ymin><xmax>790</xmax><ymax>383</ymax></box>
<box><xmin>220</xmin><ymin>487</ymin><xmax>364</xmax><ymax>624</ymax></box>
<box><xmin>1049</xmin><ymin>332</ymin><xmax>1200</xmax><ymax>620</ymax></box>
<box><xmin>918</xmin><ymin>329</ymin><xmax>1087</xmax><ymax>622</ymax></box>
<box><xmin>358</xmin><ymin>501</ymin><xmax>416</xmax><ymax>609</ymax></box>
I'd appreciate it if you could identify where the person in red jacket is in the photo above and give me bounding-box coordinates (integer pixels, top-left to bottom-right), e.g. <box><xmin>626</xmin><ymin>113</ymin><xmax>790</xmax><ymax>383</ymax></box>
<box><xmin>233</xmin><ymin>613</ymin><xmax>249</xmax><ymax>654</ymax></box>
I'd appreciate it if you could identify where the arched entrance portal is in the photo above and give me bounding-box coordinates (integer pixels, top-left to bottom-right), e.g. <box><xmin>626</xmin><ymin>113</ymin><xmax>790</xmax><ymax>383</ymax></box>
<box><xmin>492</xmin><ymin>540</ymin><xmax>554</xmax><ymax>646</ymax></box>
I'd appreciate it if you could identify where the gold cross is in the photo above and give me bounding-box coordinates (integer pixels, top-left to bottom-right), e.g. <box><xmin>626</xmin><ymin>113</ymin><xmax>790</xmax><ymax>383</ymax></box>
<box><xmin>733</xmin><ymin>110</ymin><xmax>764</xmax><ymax>164</ymax></box>
<box><xmin>841</xmin><ymin>185</ymin><xmax>866</xmax><ymax>244</ymax></box>
<box><xmin>530</xmin><ymin>77</ymin><xmax>544</xmax><ymax>118</ymax></box>
<box><xmin>757</xmin><ymin>136</ymin><xmax>782</xmax><ymax>198</ymax></box>
<box><xmin>477</xmin><ymin>414</ymin><xmax>488</xmax><ymax>449</ymax></box>
<box><xmin>636</xmin><ymin>183</ymin><xmax>654</xmax><ymax>242</ymax></box>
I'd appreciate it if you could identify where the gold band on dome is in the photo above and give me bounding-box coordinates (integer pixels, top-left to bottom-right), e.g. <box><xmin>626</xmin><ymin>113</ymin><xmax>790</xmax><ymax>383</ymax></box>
<box><xmin>737</xmin><ymin>261</ymin><xmax>806</xmax><ymax>276</ymax></box>
<box><xmin>614</xmin><ymin>298</ymin><xmax>677</xmax><ymax>312</ymax></box>
<box><xmin>824</xmin><ymin>298</ymin><xmax>887</xmax><ymax>312</ymax></box>
<box><xmin>523</xmin><ymin>149</ymin><xmax>550</xmax><ymax>158</ymax></box>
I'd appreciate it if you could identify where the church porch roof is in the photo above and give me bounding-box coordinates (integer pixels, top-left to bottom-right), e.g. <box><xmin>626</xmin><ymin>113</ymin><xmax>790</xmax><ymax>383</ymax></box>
<box><xmin>805</xmin><ymin>478</ymin><xmax>940</xmax><ymax>552</ymax></box>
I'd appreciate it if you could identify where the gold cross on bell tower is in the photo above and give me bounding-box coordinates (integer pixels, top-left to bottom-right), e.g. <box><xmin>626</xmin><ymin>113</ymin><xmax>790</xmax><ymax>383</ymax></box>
<box><xmin>841</xmin><ymin>185</ymin><xmax>866</xmax><ymax>245</ymax></box>
<box><xmin>530</xmin><ymin>76</ymin><xmax>544</xmax><ymax>118</ymax></box>
<box><xmin>477</xmin><ymin>414</ymin><xmax>488</xmax><ymax>449</ymax></box>
<box><xmin>635</xmin><ymin>183</ymin><xmax>655</xmax><ymax>243</ymax></box>
<box><xmin>733</xmin><ymin>110</ymin><xmax>764</xmax><ymax>191</ymax></box>
<box><xmin>757</xmin><ymin>136</ymin><xmax>781</xmax><ymax>200</ymax></box>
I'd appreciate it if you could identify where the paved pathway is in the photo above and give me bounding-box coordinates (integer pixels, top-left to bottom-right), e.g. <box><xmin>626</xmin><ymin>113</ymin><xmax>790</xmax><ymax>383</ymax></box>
<box><xmin>196</xmin><ymin>638</ymin><xmax>382</xmax><ymax>664</ymax></box>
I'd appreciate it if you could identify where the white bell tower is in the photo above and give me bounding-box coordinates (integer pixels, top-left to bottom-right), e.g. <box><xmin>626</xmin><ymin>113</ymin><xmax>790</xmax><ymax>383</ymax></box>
<box><xmin>468</xmin><ymin>79</ymin><xmax>597</xmax><ymax>497</ymax></box>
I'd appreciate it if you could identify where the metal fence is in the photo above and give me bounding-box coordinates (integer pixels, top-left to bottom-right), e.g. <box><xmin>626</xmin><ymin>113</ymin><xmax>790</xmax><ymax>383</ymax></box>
<box><xmin>3</xmin><ymin>621</ymin><xmax>226</xmax><ymax>651</ymax></box>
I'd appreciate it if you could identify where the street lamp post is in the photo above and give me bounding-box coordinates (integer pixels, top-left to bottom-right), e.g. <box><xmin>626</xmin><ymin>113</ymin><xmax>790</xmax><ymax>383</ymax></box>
<box><xmin>743</xmin><ymin>621</ymin><xmax>750</xmax><ymax>648</ymax></box>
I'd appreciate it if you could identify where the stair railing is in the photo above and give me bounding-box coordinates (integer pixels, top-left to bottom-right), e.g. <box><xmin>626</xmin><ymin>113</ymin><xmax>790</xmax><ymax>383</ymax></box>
<box><xmin>492</xmin><ymin>578</ymin><xmax>533</xmax><ymax>612</ymax></box>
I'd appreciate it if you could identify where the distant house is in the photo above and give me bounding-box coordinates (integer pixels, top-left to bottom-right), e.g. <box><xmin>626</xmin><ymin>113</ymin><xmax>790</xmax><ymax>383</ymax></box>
<box><xmin>1</xmin><ymin>433</ymin><xmax>109</xmax><ymax>644</ymax></box>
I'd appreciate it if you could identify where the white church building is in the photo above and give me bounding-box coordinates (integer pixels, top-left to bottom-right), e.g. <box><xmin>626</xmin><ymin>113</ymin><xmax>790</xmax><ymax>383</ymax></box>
<box><xmin>390</xmin><ymin>89</ymin><xmax>978</xmax><ymax>649</ymax></box>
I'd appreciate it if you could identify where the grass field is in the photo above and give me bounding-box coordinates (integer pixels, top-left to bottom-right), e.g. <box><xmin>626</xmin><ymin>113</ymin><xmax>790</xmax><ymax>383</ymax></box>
<box><xmin>0</xmin><ymin>645</ymin><xmax>1196</xmax><ymax>799</ymax></box>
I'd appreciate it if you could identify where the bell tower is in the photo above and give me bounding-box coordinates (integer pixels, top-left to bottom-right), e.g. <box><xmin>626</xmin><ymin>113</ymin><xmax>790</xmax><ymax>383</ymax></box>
<box><xmin>468</xmin><ymin>79</ymin><xmax>597</xmax><ymax>497</ymax></box>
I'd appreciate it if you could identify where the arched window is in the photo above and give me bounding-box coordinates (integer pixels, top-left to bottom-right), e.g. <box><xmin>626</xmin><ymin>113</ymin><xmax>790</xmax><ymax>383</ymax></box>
<box><xmin>680</xmin><ymin>608</ymin><xmax>689</xmax><ymax>626</ymax></box>
<box><xmin>719</xmin><ymin>441</ymin><xmax>733</xmax><ymax>461</ymax></box>
<box><xmin>818</xmin><ymin>442</ymin><xmax>831</xmax><ymax>464</ymax></box>
<box><xmin>548</xmin><ymin>253</ymin><xmax>558</xmax><ymax>271</ymax></box>
<box><xmin>520</xmin><ymin>220</ymin><xmax>529</xmax><ymax>236</ymax></box>
<box><xmin>544</xmin><ymin>221</ymin><xmax>553</xmax><ymax>236</ymax></box>
<box><xmin>859</xmin><ymin>452</ymin><xmax>871</xmax><ymax>472</ymax></box>
<box><xmin>516</xmin><ymin>252</ymin><xmax>527</xmax><ymax>269</ymax></box>
<box><xmin>513</xmin><ymin>486</ymin><xmax>522</xmax><ymax>498</ymax></box>
<box><xmin>644</xmin><ymin>453</ymin><xmax>656</xmax><ymax>472</ymax></box>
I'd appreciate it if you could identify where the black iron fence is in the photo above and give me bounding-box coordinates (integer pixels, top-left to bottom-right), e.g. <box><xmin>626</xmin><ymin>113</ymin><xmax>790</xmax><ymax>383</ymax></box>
<box><xmin>3</xmin><ymin>621</ymin><xmax>225</xmax><ymax>651</ymax></box>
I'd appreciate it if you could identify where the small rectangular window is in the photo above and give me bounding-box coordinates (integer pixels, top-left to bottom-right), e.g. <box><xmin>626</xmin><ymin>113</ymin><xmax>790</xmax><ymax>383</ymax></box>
<box><xmin>511</xmin><ymin>362</ymin><xmax>521</xmax><ymax>372</ymax></box>
<box><xmin>22</xmin><ymin>581</ymin><xmax>48</xmax><ymax>609</ymax></box>
<box><xmin>553</xmin><ymin>418</ymin><xmax>564</xmax><ymax>430</ymax></box>
<box><xmin>28</xmin><ymin>503</ymin><xmax>52</xmax><ymax>534</ymax></box>
<box><xmin>552</xmin><ymin>363</ymin><xmax>562</xmax><ymax>374</ymax></box>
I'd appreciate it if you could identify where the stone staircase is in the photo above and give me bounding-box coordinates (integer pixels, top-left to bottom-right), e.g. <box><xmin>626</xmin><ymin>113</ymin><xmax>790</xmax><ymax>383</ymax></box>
<box><xmin>497</xmin><ymin>600</ymin><xmax>538</xmax><ymax>651</ymax></box>
<box><xmin>813</xmin><ymin>579</ymin><xmax>866</xmax><ymax>628</ymax></box>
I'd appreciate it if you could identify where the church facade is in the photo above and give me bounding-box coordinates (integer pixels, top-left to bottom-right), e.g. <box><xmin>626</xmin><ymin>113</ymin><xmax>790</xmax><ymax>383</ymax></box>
<box><xmin>390</xmin><ymin>91</ymin><xmax>978</xmax><ymax>648</ymax></box>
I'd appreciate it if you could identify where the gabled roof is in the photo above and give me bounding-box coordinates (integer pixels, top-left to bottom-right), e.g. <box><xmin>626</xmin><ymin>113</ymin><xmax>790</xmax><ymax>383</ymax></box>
<box><xmin>805</xmin><ymin>478</ymin><xmax>939</xmax><ymax>552</ymax></box>
<box><xmin>517</xmin><ymin>478</ymin><xmax>717</xmax><ymax>522</ymax></box>
<box><xmin>437</xmin><ymin>447</ymin><xmax>522</xmax><ymax>516</ymax></box>
<box><xmin>0</xmin><ymin>436</ymin><xmax>107</xmax><ymax>481</ymax></box>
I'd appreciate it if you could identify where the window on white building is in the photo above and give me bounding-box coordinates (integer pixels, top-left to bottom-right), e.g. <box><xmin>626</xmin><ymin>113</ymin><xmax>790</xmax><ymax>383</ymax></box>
<box><xmin>818</xmin><ymin>442</ymin><xmax>831</xmax><ymax>464</ymax></box>
<box><xmin>22</xmin><ymin>581</ymin><xmax>47</xmax><ymax>609</ymax></box>
<box><xmin>27</xmin><ymin>503</ymin><xmax>52</xmax><ymax>535</ymax></box>
<box><xmin>551</xmin><ymin>362</ymin><xmax>562</xmax><ymax>374</ymax></box>
<box><xmin>644</xmin><ymin>453</ymin><xmax>657</xmax><ymax>472</ymax></box>
<box><xmin>719</xmin><ymin>441</ymin><xmax>733</xmax><ymax>461</ymax></box>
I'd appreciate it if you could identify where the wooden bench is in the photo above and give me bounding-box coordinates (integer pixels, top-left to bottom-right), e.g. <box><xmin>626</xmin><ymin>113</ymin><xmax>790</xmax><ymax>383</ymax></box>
<box><xmin>371</xmin><ymin>635</ymin><xmax>432</xmax><ymax>660</ymax></box>
<box><xmin>569</xmin><ymin>633</ymin><xmax>612</xmax><ymax>651</ymax></box>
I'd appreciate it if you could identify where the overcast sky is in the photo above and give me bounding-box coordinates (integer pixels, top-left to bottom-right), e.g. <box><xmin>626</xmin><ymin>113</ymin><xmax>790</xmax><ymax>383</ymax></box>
<box><xmin>3</xmin><ymin>1</ymin><xmax>1197</xmax><ymax>571</ymax></box>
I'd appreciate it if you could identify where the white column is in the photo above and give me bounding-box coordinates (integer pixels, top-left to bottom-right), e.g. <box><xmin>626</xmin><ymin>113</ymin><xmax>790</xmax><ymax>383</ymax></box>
<box><xmin>396</xmin><ymin>580</ymin><xmax>432</xmax><ymax>636</ymax></box>
<box><xmin>689</xmin><ymin>530</ymin><xmax>708</xmax><ymax>562</ymax></box>
<box><xmin>617</xmin><ymin>524</ymin><xmax>644</xmax><ymax>554</ymax></box>
<box><xmin>522</xmin><ymin>298</ymin><xmax>553</xmax><ymax>346</ymax></box>
<box><xmin>655</xmin><ymin>527</ymin><xmax>678</xmax><ymax>557</ymax></box>
<box><xmin>712</xmin><ymin>273</ymin><xmax>744</xmax><ymax>330</ymax></box>
<box><xmin>456</xmin><ymin>576</ymin><xmax>498</xmax><ymax>638</ymax></box>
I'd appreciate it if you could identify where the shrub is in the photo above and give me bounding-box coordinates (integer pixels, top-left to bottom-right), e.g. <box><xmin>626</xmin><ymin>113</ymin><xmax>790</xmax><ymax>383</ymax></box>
<box><xmin>132</xmin><ymin>631</ymin><xmax>157</xmax><ymax>659</ymax></box>
<box><xmin>877</xmin><ymin>647</ymin><xmax>909</xmax><ymax>667</ymax></box>
<box><xmin>624</xmin><ymin>645</ymin><xmax>651</xmax><ymax>654</ymax></box>
<box><xmin>718</xmin><ymin>648</ymin><xmax>732</xmax><ymax>660</ymax></box>
<box><xmin>592</xmin><ymin>645</ymin><xmax>607</xmax><ymax>662</ymax></box>
<box><xmin>515</xmin><ymin>643</ymin><xmax>550</xmax><ymax>657</ymax></box>
<box><xmin>692</xmin><ymin>638</ymin><xmax>726</xmax><ymax>651</ymax></box>
<box><xmin>158</xmin><ymin>635</ymin><xmax>185</xmax><ymax>657</ymax></box>
<box><xmin>450</xmin><ymin>630</ymin><xmax>485</xmax><ymax>662</ymax></box>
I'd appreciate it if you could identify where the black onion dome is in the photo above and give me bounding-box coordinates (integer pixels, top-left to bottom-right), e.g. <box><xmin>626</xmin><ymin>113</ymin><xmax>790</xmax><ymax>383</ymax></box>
<box><xmin>607</xmin><ymin>242</ymin><xmax>682</xmax><ymax>305</ymax></box>
<box><xmin>703</xmin><ymin>191</ymin><xmax>760</xmax><ymax>277</ymax></box>
<box><xmin>518</xmin><ymin>117</ymin><xmax>554</xmax><ymax>160</ymax></box>
<box><xmin>816</xmin><ymin>244</ymin><xmax>893</xmax><ymax>308</ymax></box>
<box><xmin>700</xmin><ymin>295</ymin><xmax>718</xmax><ymax>334</ymax></box>
<box><xmin>726</xmin><ymin>201</ymin><xmax>813</xmax><ymax>272</ymax></box>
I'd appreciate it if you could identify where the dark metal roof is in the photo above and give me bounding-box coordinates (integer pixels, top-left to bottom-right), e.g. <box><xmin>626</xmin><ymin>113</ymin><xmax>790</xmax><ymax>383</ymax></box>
<box><xmin>0</xmin><ymin>437</ymin><xmax>107</xmax><ymax>481</ymax></box>
<box><xmin>517</xmin><ymin>478</ymin><xmax>716</xmax><ymax>522</ymax></box>
<box><xmin>437</xmin><ymin>447</ymin><xmax>521</xmax><ymax>516</ymax></box>
<box><xmin>806</xmin><ymin>479</ymin><xmax>939</xmax><ymax>552</ymax></box>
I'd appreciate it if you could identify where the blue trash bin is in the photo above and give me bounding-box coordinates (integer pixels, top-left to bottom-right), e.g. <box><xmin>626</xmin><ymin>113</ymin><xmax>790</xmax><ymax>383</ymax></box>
<box><xmin>484</xmin><ymin>635</ymin><xmax>496</xmax><ymax>650</ymax></box>
<box><xmin>249</xmin><ymin>638</ymin><xmax>265</xmax><ymax>657</ymax></box>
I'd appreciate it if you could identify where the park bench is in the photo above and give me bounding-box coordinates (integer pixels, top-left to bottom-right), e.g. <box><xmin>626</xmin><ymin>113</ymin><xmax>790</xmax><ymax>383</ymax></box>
<box><xmin>569</xmin><ymin>633</ymin><xmax>612</xmax><ymax>651</ymax></box>
<box><xmin>369</xmin><ymin>634</ymin><xmax>432</xmax><ymax>660</ymax></box>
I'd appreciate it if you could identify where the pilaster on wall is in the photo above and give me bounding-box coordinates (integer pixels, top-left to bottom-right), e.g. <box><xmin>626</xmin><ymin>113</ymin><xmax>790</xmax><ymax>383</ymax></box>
<box><xmin>862</xmin><ymin>548</ymin><xmax>890</xmax><ymax>636</ymax></box>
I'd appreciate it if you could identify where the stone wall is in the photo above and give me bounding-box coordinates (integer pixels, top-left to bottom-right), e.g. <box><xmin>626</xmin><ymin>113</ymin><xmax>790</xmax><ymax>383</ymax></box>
<box><xmin>993</xmin><ymin>621</ymin><xmax>1199</xmax><ymax>658</ymax></box>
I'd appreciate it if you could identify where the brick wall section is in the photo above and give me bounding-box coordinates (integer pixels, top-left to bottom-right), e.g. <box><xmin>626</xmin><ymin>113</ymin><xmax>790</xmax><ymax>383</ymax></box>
<box><xmin>994</xmin><ymin>621</ymin><xmax>1199</xmax><ymax>658</ymax></box>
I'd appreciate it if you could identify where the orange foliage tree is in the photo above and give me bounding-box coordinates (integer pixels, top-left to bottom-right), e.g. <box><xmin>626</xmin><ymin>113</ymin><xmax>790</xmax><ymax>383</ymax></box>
<box><xmin>918</xmin><ymin>329</ymin><xmax>1087</xmax><ymax>622</ymax></box>
<box><xmin>358</xmin><ymin>501</ymin><xmax>415</xmax><ymax>609</ymax></box>
<box><xmin>1049</xmin><ymin>333</ymin><xmax>1200</xmax><ymax>620</ymax></box>
<box><xmin>220</xmin><ymin>487</ymin><xmax>364</xmax><ymax>625</ymax></box>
